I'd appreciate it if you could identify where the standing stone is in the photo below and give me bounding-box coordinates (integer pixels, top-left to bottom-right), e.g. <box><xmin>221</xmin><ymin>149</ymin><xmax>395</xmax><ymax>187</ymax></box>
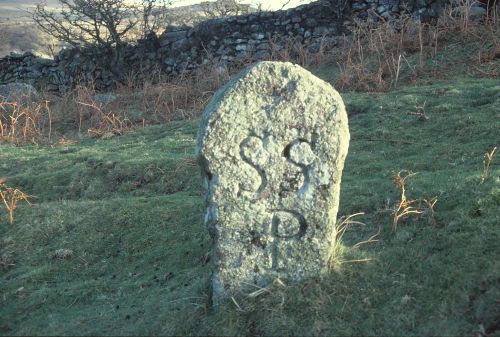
<box><xmin>196</xmin><ymin>61</ymin><xmax>349</xmax><ymax>304</ymax></box>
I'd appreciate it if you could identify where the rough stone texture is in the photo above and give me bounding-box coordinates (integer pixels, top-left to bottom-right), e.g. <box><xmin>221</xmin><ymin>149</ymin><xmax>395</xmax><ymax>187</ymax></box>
<box><xmin>196</xmin><ymin>61</ymin><xmax>349</xmax><ymax>304</ymax></box>
<box><xmin>0</xmin><ymin>0</ymin><xmax>452</xmax><ymax>92</ymax></box>
<box><xmin>0</xmin><ymin>83</ymin><xmax>39</xmax><ymax>102</ymax></box>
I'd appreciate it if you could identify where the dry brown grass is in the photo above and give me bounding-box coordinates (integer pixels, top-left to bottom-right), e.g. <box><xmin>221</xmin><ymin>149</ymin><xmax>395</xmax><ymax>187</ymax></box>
<box><xmin>329</xmin><ymin>212</ymin><xmax>380</xmax><ymax>267</ymax></box>
<box><xmin>334</xmin><ymin>14</ymin><xmax>423</xmax><ymax>91</ymax></box>
<box><xmin>0</xmin><ymin>95</ymin><xmax>52</xmax><ymax>144</ymax></box>
<box><xmin>114</xmin><ymin>60</ymin><xmax>232</xmax><ymax>123</ymax></box>
<box><xmin>333</xmin><ymin>0</ymin><xmax>499</xmax><ymax>91</ymax></box>
<box><xmin>53</xmin><ymin>84</ymin><xmax>135</xmax><ymax>138</ymax></box>
<box><xmin>0</xmin><ymin>57</ymin><xmax>233</xmax><ymax>143</ymax></box>
<box><xmin>391</xmin><ymin>170</ymin><xmax>438</xmax><ymax>232</ymax></box>
<box><xmin>266</xmin><ymin>35</ymin><xmax>332</xmax><ymax>69</ymax></box>
<box><xmin>0</xmin><ymin>182</ymin><xmax>33</xmax><ymax>225</ymax></box>
<box><xmin>480</xmin><ymin>146</ymin><xmax>497</xmax><ymax>184</ymax></box>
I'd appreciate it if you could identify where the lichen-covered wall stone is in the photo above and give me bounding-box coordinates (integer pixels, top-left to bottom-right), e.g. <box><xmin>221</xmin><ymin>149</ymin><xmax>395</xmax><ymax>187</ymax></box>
<box><xmin>196</xmin><ymin>61</ymin><xmax>350</xmax><ymax>304</ymax></box>
<box><xmin>0</xmin><ymin>83</ymin><xmax>39</xmax><ymax>102</ymax></box>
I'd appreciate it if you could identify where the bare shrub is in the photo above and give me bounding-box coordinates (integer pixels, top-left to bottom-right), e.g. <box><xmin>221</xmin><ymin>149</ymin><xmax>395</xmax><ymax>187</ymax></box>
<box><xmin>200</xmin><ymin>0</ymin><xmax>256</xmax><ymax>18</ymax></box>
<box><xmin>31</xmin><ymin>0</ymin><xmax>172</xmax><ymax>48</ymax></box>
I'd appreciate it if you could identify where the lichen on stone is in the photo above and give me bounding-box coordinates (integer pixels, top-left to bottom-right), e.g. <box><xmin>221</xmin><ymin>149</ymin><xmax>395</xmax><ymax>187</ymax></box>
<box><xmin>196</xmin><ymin>61</ymin><xmax>350</xmax><ymax>304</ymax></box>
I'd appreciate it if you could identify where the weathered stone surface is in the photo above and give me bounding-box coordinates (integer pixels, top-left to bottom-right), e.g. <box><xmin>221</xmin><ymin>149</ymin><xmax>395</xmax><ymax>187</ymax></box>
<box><xmin>0</xmin><ymin>83</ymin><xmax>39</xmax><ymax>102</ymax></box>
<box><xmin>196</xmin><ymin>61</ymin><xmax>350</xmax><ymax>304</ymax></box>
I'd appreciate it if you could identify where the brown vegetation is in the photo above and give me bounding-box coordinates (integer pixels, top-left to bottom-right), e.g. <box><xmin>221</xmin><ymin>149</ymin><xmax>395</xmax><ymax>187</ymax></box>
<box><xmin>200</xmin><ymin>0</ymin><xmax>257</xmax><ymax>18</ymax></box>
<box><xmin>391</xmin><ymin>170</ymin><xmax>438</xmax><ymax>232</ymax></box>
<box><xmin>0</xmin><ymin>1</ymin><xmax>498</xmax><ymax>144</ymax></box>
<box><xmin>0</xmin><ymin>96</ymin><xmax>52</xmax><ymax>144</ymax></box>
<box><xmin>0</xmin><ymin>183</ymin><xmax>33</xmax><ymax>225</ymax></box>
<box><xmin>334</xmin><ymin>0</ymin><xmax>499</xmax><ymax>91</ymax></box>
<box><xmin>480</xmin><ymin>146</ymin><xmax>497</xmax><ymax>184</ymax></box>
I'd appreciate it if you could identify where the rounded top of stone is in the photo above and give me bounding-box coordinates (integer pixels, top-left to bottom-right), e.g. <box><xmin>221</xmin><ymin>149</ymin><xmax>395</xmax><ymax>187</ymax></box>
<box><xmin>196</xmin><ymin>61</ymin><xmax>345</xmax><ymax>152</ymax></box>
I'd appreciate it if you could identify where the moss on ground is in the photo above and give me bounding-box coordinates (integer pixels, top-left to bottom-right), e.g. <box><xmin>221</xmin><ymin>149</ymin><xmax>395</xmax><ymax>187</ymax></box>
<box><xmin>0</xmin><ymin>78</ymin><xmax>498</xmax><ymax>335</ymax></box>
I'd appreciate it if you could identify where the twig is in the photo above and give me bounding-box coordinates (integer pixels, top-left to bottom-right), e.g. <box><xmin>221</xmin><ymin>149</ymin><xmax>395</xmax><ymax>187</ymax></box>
<box><xmin>480</xmin><ymin>146</ymin><xmax>497</xmax><ymax>184</ymax></box>
<box><xmin>339</xmin><ymin>258</ymin><xmax>374</xmax><ymax>264</ymax></box>
<box><xmin>231</xmin><ymin>296</ymin><xmax>244</xmax><ymax>312</ymax></box>
<box><xmin>364</xmin><ymin>138</ymin><xmax>429</xmax><ymax>146</ymax></box>
<box><xmin>0</xmin><ymin>183</ymin><xmax>33</xmax><ymax>224</ymax></box>
<box><xmin>352</xmin><ymin>227</ymin><xmax>381</xmax><ymax>248</ymax></box>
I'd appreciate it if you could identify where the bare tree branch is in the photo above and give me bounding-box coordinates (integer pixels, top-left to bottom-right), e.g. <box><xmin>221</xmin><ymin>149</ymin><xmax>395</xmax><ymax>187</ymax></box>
<box><xmin>200</xmin><ymin>0</ymin><xmax>254</xmax><ymax>18</ymax></box>
<box><xmin>30</xmin><ymin>0</ymin><xmax>171</xmax><ymax>48</ymax></box>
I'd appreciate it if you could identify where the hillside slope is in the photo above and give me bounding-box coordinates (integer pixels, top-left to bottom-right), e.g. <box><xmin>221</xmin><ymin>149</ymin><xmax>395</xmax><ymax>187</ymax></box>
<box><xmin>0</xmin><ymin>77</ymin><xmax>499</xmax><ymax>335</ymax></box>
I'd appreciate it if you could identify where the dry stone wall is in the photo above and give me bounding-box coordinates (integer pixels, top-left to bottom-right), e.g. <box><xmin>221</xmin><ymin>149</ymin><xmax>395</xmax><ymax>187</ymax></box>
<box><xmin>0</xmin><ymin>0</ymin><xmax>447</xmax><ymax>92</ymax></box>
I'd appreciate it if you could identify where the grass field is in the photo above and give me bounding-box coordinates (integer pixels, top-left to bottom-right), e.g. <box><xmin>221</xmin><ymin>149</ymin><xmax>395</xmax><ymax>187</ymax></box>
<box><xmin>0</xmin><ymin>74</ymin><xmax>498</xmax><ymax>335</ymax></box>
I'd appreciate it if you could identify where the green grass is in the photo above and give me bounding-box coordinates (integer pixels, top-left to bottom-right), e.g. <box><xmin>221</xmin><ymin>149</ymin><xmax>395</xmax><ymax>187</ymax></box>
<box><xmin>0</xmin><ymin>78</ymin><xmax>499</xmax><ymax>335</ymax></box>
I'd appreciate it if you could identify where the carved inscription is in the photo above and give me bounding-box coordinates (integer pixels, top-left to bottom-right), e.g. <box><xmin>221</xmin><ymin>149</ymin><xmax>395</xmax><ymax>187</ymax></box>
<box><xmin>270</xmin><ymin>210</ymin><xmax>307</xmax><ymax>270</ymax></box>
<box><xmin>239</xmin><ymin>135</ymin><xmax>316</xmax><ymax>198</ymax></box>
<box><xmin>239</xmin><ymin>135</ymin><xmax>268</xmax><ymax>198</ymax></box>
<box><xmin>239</xmin><ymin>134</ymin><xmax>316</xmax><ymax>270</ymax></box>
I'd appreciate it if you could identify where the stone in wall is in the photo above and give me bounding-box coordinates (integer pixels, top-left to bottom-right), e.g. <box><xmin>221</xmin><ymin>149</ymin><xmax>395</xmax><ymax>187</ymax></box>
<box><xmin>0</xmin><ymin>82</ymin><xmax>39</xmax><ymax>102</ymax></box>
